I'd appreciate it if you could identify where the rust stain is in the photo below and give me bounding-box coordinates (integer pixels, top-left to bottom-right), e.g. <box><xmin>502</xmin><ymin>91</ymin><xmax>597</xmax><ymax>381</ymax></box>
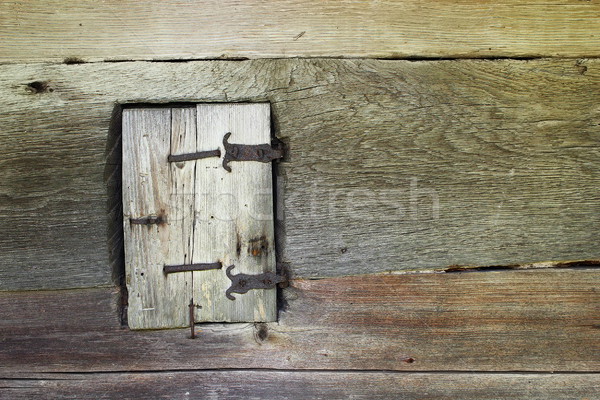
<box><xmin>129</xmin><ymin>212</ymin><xmax>167</xmax><ymax>227</ymax></box>
<box><xmin>236</xmin><ymin>231</ymin><xmax>242</xmax><ymax>258</ymax></box>
<box><xmin>248</xmin><ymin>235</ymin><xmax>268</xmax><ymax>257</ymax></box>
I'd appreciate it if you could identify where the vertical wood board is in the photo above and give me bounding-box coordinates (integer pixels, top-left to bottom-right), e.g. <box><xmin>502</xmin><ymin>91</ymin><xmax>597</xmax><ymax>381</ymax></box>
<box><xmin>123</xmin><ymin>108</ymin><xmax>191</xmax><ymax>329</ymax></box>
<box><xmin>193</xmin><ymin>103</ymin><xmax>276</xmax><ymax>322</ymax></box>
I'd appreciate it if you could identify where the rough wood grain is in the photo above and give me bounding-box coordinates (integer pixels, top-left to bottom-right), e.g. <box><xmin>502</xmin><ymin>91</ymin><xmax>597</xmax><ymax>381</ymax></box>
<box><xmin>193</xmin><ymin>103</ymin><xmax>276</xmax><ymax>322</ymax></box>
<box><xmin>168</xmin><ymin>107</ymin><xmax>197</xmax><ymax>324</ymax></box>
<box><xmin>1</xmin><ymin>0</ymin><xmax>600</xmax><ymax>62</ymax></box>
<box><xmin>122</xmin><ymin>108</ymin><xmax>192</xmax><ymax>329</ymax></box>
<box><xmin>1</xmin><ymin>371</ymin><xmax>598</xmax><ymax>400</ymax></box>
<box><xmin>0</xmin><ymin>269</ymin><xmax>598</xmax><ymax>373</ymax></box>
<box><xmin>0</xmin><ymin>59</ymin><xmax>599</xmax><ymax>290</ymax></box>
<box><xmin>122</xmin><ymin>105</ymin><xmax>276</xmax><ymax>328</ymax></box>
<box><xmin>123</xmin><ymin>108</ymin><xmax>188</xmax><ymax>328</ymax></box>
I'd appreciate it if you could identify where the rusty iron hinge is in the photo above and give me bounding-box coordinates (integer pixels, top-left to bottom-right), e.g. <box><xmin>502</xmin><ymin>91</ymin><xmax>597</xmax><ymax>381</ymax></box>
<box><xmin>167</xmin><ymin>132</ymin><xmax>284</xmax><ymax>172</ymax></box>
<box><xmin>222</xmin><ymin>132</ymin><xmax>284</xmax><ymax>172</ymax></box>
<box><xmin>225</xmin><ymin>265</ymin><xmax>288</xmax><ymax>300</ymax></box>
<box><xmin>163</xmin><ymin>262</ymin><xmax>223</xmax><ymax>275</ymax></box>
<box><xmin>168</xmin><ymin>149</ymin><xmax>221</xmax><ymax>163</ymax></box>
<box><xmin>129</xmin><ymin>215</ymin><xmax>165</xmax><ymax>225</ymax></box>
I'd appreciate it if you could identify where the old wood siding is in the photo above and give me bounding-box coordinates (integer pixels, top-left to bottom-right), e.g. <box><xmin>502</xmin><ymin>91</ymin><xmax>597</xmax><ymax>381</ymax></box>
<box><xmin>1</xmin><ymin>2</ymin><xmax>599</xmax><ymax>398</ymax></box>
<box><xmin>1</xmin><ymin>0</ymin><xmax>599</xmax><ymax>62</ymax></box>
<box><xmin>0</xmin><ymin>59</ymin><xmax>598</xmax><ymax>290</ymax></box>
<box><xmin>2</xmin><ymin>372</ymin><xmax>599</xmax><ymax>400</ymax></box>
<box><xmin>1</xmin><ymin>270</ymin><xmax>598</xmax><ymax>373</ymax></box>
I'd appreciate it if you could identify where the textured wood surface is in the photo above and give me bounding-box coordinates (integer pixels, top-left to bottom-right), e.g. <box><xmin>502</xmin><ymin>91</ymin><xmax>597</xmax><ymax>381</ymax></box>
<box><xmin>2</xmin><ymin>371</ymin><xmax>598</xmax><ymax>400</ymax></box>
<box><xmin>122</xmin><ymin>108</ymin><xmax>191</xmax><ymax>329</ymax></box>
<box><xmin>0</xmin><ymin>59</ymin><xmax>599</xmax><ymax>290</ymax></box>
<box><xmin>122</xmin><ymin>105</ymin><xmax>276</xmax><ymax>328</ymax></box>
<box><xmin>193</xmin><ymin>103</ymin><xmax>277</xmax><ymax>322</ymax></box>
<box><xmin>1</xmin><ymin>269</ymin><xmax>598</xmax><ymax>373</ymax></box>
<box><xmin>1</xmin><ymin>1</ymin><xmax>600</xmax><ymax>62</ymax></box>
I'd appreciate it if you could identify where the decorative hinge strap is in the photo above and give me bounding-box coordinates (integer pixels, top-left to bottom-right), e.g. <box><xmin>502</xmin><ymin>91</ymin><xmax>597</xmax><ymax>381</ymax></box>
<box><xmin>225</xmin><ymin>265</ymin><xmax>288</xmax><ymax>300</ymax></box>
<box><xmin>222</xmin><ymin>132</ymin><xmax>284</xmax><ymax>172</ymax></box>
<box><xmin>167</xmin><ymin>132</ymin><xmax>284</xmax><ymax>172</ymax></box>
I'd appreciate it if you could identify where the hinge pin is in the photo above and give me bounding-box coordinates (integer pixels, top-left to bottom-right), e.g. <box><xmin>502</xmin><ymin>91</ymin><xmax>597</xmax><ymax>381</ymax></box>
<box><xmin>189</xmin><ymin>299</ymin><xmax>196</xmax><ymax>339</ymax></box>
<box><xmin>168</xmin><ymin>149</ymin><xmax>221</xmax><ymax>163</ymax></box>
<box><xmin>188</xmin><ymin>300</ymin><xmax>202</xmax><ymax>339</ymax></box>
<box><xmin>164</xmin><ymin>262</ymin><xmax>223</xmax><ymax>275</ymax></box>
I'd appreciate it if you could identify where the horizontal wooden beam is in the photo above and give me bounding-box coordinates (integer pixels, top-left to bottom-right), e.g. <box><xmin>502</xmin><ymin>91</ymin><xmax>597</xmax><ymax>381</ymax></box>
<box><xmin>1</xmin><ymin>269</ymin><xmax>598</xmax><ymax>373</ymax></box>
<box><xmin>1</xmin><ymin>1</ymin><xmax>599</xmax><ymax>62</ymax></box>
<box><xmin>1</xmin><ymin>59</ymin><xmax>599</xmax><ymax>290</ymax></box>
<box><xmin>2</xmin><ymin>371</ymin><xmax>598</xmax><ymax>399</ymax></box>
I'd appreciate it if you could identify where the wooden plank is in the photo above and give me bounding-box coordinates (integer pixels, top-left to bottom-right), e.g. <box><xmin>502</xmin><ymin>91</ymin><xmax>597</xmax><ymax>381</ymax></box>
<box><xmin>0</xmin><ymin>269</ymin><xmax>598</xmax><ymax>373</ymax></box>
<box><xmin>123</xmin><ymin>108</ymin><xmax>191</xmax><ymax>329</ymax></box>
<box><xmin>123</xmin><ymin>105</ymin><xmax>276</xmax><ymax>328</ymax></box>
<box><xmin>2</xmin><ymin>371</ymin><xmax>598</xmax><ymax>400</ymax></box>
<box><xmin>1</xmin><ymin>1</ymin><xmax>600</xmax><ymax>62</ymax></box>
<box><xmin>193</xmin><ymin>104</ymin><xmax>276</xmax><ymax>322</ymax></box>
<box><xmin>0</xmin><ymin>59</ymin><xmax>599</xmax><ymax>290</ymax></box>
<box><xmin>167</xmin><ymin>107</ymin><xmax>196</xmax><ymax>324</ymax></box>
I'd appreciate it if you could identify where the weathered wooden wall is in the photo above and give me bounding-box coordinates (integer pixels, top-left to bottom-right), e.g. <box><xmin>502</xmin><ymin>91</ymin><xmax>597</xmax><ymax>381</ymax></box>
<box><xmin>2</xmin><ymin>269</ymin><xmax>598</xmax><ymax>372</ymax></box>
<box><xmin>1</xmin><ymin>0</ymin><xmax>599</xmax><ymax>62</ymax></box>
<box><xmin>3</xmin><ymin>372</ymin><xmax>599</xmax><ymax>400</ymax></box>
<box><xmin>1</xmin><ymin>1</ymin><xmax>599</xmax><ymax>398</ymax></box>
<box><xmin>0</xmin><ymin>59</ymin><xmax>599</xmax><ymax>291</ymax></box>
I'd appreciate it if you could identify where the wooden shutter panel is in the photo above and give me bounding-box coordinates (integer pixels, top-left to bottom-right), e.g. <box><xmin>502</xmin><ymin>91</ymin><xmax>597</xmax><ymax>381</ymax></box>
<box><xmin>122</xmin><ymin>104</ymin><xmax>276</xmax><ymax>330</ymax></box>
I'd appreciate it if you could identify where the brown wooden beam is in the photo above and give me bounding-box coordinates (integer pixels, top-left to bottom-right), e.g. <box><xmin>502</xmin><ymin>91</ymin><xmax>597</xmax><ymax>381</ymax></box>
<box><xmin>2</xmin><ymin>371</ymin><xmax>599</xmax><ymax>400</ymax></box>
<box><xmin>1</xmin><ymin>269</ymin><xmax>598</xmax><ymax>373</ymax></box>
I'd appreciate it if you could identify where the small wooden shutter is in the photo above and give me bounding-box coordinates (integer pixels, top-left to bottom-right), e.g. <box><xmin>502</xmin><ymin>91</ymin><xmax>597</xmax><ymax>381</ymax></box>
<box><xmin>122</xmin><ymin>104</ymin><xmax>276</xmax><ymax>330</ymax></box>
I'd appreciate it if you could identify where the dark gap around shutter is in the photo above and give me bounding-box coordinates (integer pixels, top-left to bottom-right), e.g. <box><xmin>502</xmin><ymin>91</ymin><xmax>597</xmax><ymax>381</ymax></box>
<box><xmin>106</xmin><ymin>102</ymin><xmax>289</xmax><ymax>327</ymax></box>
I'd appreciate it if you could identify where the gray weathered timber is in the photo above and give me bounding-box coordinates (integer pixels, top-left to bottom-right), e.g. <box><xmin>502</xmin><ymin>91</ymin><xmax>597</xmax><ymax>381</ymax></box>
<box><xmin>192</xmin><ymin>104</ymin><xmax>277</xmax><ymax>323</ymax></box>
<box><xmin>0</xmin><ymin>269</ymin><xmax>598</xmax><ymax>373</ymax></box>
<box><xmin>1</xmin><ymin>0</ymin><xmax>600</xmax><ymax>62</ymax></box>
<box><xmin>2</xmin><ymin>371</ymin><xmax>598</xmax><ymax>400</ymax></box>
<box><xmin>0</xmin><ymin>59</ymin><xmax>599</xmax><ymax>289</ymax></box>
<box><xmin>122</xmin><ymin>108</ymin><xmax>192</xmax><ymax>329</ymax></box>
<box><xmin>123</xmin><ymin>105</ymin><xmax>276</xmax><ymax>328</ymax></box>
